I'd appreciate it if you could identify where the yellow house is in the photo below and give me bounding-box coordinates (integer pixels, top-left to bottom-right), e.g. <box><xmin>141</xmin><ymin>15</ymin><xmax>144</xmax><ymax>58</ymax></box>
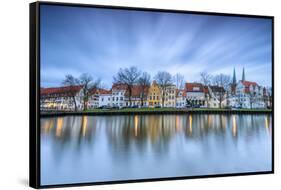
<box><xmin>147</xmin><ymin>80</ymin><xmax>162</xmax><ymax>107</ymax></box>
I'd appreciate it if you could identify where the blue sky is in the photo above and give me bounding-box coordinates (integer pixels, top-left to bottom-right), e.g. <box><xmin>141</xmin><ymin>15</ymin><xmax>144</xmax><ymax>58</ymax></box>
<box><xmin>40</xmin><ymin>5</ymin><xmax>272</xmax><ymax>88</ymax></box>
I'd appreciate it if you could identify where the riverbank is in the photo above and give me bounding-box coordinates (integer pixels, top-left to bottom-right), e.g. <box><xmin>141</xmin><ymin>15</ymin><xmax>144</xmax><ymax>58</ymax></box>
<box><xmin>40</xmin><ymin>108</ymin><xmax>272</xmax><ymax>117</ymax></box>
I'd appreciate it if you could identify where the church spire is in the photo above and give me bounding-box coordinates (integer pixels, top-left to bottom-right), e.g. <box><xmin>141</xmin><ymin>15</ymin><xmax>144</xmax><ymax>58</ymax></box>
<box><xmin>242</xmin><ymin>67</ymin><xmax>245</xmax><ymax>82</ymax></box>
<box><xmin>232</xmin><ymin>68</ymin><xmax>237</xmax><ymax>84</ymax></box>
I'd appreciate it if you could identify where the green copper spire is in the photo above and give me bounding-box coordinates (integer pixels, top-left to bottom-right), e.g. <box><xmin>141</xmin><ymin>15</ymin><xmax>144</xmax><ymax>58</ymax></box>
<box><xmin>232</xmin><ymin>68</ymin><xmax>237</xmax><ymax>84</ymax></box>
<box><xmin>242</xmin><ymin>67</ymin><xmax>245</xmax><ymax>82</ymax></box>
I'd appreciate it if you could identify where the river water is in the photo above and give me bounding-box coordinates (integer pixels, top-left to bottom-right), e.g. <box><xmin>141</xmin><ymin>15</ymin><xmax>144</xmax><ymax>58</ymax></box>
<box><xmin>40</xmin><ymin>114</ymin><xmax>272</xmax><ymax>185</ymax></box>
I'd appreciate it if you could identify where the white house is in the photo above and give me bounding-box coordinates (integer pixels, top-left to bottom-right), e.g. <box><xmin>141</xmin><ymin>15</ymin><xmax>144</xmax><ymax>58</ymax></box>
<box><xmin>98</xmin><ymin>89</ymin><xmax>112</xmax><ymax>107</ymax></box>
<box><xmin>185</xmin><ymin>83</ymin><xmax>206</xmax><ymax>107</ymax></box>
<box><xmin>88</xmin><ymin>88</ymin><xmax>99</xmax><ymax>109</ymax></box>
<box><xmin>111</xmin><ymin>83</ymin><xmax>126</xmax><ymax>108</ymax></box>
<box><xmin>163</xmin><ymin>85</ymin><xmax>177</xmax><ymax>107</ymax></box>
<box><xmin>234</xmin><ymin>80</ymin><xmax>265</xmax><ymax>108</ymax></box>
<box><xmin>176</xmin><ymin>90</ymin><xmax>186</xmax><ymax>108</ymax></box>
<box><xmin>208</xmin><ymin>85</ymin><xmax>227</xmax><ymax>108</ymax></box>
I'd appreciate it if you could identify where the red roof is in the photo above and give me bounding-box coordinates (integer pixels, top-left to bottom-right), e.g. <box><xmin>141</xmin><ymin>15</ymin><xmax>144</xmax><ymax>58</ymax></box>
<box><xmin>241</xmin><ymin>80</ymin><xmax>258</xmax><ymax>93</ymax></box>
<box><xmin>242</xmin><ymin>81</ymin><xmax>257</xmax><ymax>87</ymax></box>
<box><xmin>90</xmin><ymin>87</ymin><xmax>111</xmax><ymax>95</ymax></box>
<box><xmin>41</xmin><ymin>85</ymin><xmax>82</xmax><ymax>97</ymax></box>
<box><xmin>98</xmin><ymin>89</ymin><xmax>111</xmax><ymax>95</ymax></box>
<box><xmin>185</xmin><ymin>83</ymin><xmax>204</xmax><ymax>92</ymax></box>
<box><xmin>125</xmin><ymin>85</ymin><xmax>149</xmax><ymax>97</ymax></box>
<box><xmin>112</xmin><ymin>83</ymin><xmax>128</xmax><ymax>91</ymax></box>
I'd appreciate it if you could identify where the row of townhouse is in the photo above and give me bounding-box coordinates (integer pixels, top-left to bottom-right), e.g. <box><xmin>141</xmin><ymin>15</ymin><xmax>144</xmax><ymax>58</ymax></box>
<box><xmin>40</xmin><ymin>78</ymin><xmax>272</xmax><ymax>110</ymax></box>
<box><xmin>227</xmin><ymin>68</ymin><xmax>272</xmax><ymax>109</ymax></box>
<box><xmin>97</xmin><ymin>81</ymin><xmax>177</xmax><ymax>108</ymax></box>
<box><xmin>228</xmin><ymin>80</ymin><xmax>271</xmax><ymax>109</ymax></box>
<box><xmin>40</xmin><ymin>85</ymin><xmax>84</xmax><ymax>110</ymax></box>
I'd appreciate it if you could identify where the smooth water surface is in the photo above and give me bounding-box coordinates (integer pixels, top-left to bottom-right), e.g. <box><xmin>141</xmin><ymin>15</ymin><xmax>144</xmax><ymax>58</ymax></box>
<box><xmin>40</xmin><ymin>114</ymin><xmax>272</xmax><ymax>185</ymax></box>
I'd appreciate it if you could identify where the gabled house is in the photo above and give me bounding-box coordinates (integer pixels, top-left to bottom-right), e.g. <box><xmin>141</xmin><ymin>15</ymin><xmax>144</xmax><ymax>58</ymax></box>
<box><xmin>111</xmin><ymin>83</ymin><xmax>127</xmax><ymax>108</ymax></box>
<box><xmin>234</xmin><ymin>80</ymin><xmax>265</xmax><ymax>108</ymax></box>
<box><xmin>208</xmin><ymin>85</ymin><xmax>227</xmax><ymax>108</ymax></box>
<box><xmin>185</xmin><ymin>82</ymin><xmax>206</xmax><ymax>107</ymax></box>
<box><xmin>98</xmin><ymin>89</ymin><xmax>112</xmax><ymax>107</ymax></box>
<box><xmin>176</xmin><ymin>89</ymin><xmax>186</xmax><ymax>108</ymax></box>
<box><xmin>125</xmin><ymin>85</ymin><xmax>149</xmax><ymax>107</ymax></box>
<box><xmin>147</xmin><ymin>80</ymin><xmax>162</xmax><ymax>108</ymax></box>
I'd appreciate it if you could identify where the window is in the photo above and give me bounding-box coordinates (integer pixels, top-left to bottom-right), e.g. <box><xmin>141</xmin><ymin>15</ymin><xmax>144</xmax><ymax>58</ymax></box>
<box><xmin>116</xmin><ymin>97</ymin><xmax>119</xmax><ymax>101</ymax></box>
<box><xmin>120</xmin><ymin>97</ymin><xmax>123</xmax><ymax>101</ymax></box>
<box><xmin>193</xmin><ymin>87</ymin><xmax>200</xmax><ymax>91</ymax></box>
<box><xmin>101</xmin><ymin>98</ymin><xmax>104</xmax><ymax>101</ymax></box>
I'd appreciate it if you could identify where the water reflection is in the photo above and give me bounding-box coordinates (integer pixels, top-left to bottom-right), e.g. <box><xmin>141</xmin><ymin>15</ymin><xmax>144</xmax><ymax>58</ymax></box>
<box><xmin>232</xmin><ymin>116</ymin><xmax>237</xmax><ymax>137</ymax></box>
<box><xmin>41</xmin><ymin>114</ymin><xmax>272</xmax><ymax>185</ymax></box>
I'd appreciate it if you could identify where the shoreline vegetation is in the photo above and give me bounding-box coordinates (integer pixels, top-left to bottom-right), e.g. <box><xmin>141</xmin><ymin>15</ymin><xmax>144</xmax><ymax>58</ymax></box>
<box><xmin>40</xmin><ymin>108</ymin><xmax>272</xmax><ymax>117</ymax></box>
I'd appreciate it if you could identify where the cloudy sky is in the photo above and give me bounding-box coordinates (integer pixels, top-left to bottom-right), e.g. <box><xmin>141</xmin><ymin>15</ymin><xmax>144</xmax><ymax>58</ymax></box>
<box><xmin>40</xmin><ymin>5</ymin><xmax>272</xmax><ymax>88</ymax></box>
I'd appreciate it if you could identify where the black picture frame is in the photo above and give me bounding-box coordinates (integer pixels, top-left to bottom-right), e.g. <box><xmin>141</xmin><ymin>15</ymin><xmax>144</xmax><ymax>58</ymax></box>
<box><xmin>29</xmin><ymin>1</ymin><xmax>274</xmax><ymax>189</ymax></box>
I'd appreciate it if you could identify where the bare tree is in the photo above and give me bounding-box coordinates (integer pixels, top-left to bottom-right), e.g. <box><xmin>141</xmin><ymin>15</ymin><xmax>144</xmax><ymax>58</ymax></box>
<box><xmin>79</xmin><ymin>73</ymin><xmax>100</xmax><ymax>111</ymax></box>
<box><xmin>154</xmin><ymin>71</ymin><xmax>173</xmax><ymax>107</ymax></box>
<box><xmin>138</xmin><ymin>72</ymin><xmax>151</xmax><ymax>106</ymax></box>
<box><xmin>200</xmin><ymin>72</ymin><xmax>212</xmax><ymax>107</ymax></box>
<box><xmin>173</xmin><ymin>73</ymin><xmax>185</xmax><ymax>90</ymax></box>
<box><xmin>113</xmin><ymin>66</ymin><xmax>141</xmax><ymax>106</ymax></box>
<box><xmin>200</xmin><ymin>72</ymin><xmax>212</xmax><ymax>86</ymax></box>
<box><xmin>62</xmin><ymin>74</ymin><xmax>79</xmax><ymax>111</ymax></box>
<box><xmin>212</xmin><ymin>74</ymin><xmax>231</xmax><ymax>108</ymax></box>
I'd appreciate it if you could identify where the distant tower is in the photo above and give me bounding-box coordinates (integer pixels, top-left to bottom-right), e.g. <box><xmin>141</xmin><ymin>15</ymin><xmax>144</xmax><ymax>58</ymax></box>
<box><xmin>242</xmin><ymin>67</ymin><xmax>245</xmax><ymax>82</ymax></box>
<box><xmin>232</xmin><ymin>68</ymin><xmax>237</xmax><ymax>84</ymax></box>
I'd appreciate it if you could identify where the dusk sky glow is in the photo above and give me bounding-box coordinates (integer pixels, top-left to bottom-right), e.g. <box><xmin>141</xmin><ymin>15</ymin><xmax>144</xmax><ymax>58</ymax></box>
<box><xmin>40</xmin><ymin>5</ymin><xmax>272</xmax><ymax>88</ymax></box>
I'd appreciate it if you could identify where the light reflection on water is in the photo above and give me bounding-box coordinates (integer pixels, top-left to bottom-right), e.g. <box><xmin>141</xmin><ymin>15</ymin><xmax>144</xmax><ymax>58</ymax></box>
<box><xmin>40</xmin><ymin>114</ymin><xmax>272</xmax><ymax>185</ymax></box>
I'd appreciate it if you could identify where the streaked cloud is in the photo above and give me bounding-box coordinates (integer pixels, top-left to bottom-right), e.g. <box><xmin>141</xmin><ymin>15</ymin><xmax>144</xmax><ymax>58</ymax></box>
<box><xmin>40</xmin><ymin>5</ymin><xmax>272</xmax><ymax>88</ymax></box>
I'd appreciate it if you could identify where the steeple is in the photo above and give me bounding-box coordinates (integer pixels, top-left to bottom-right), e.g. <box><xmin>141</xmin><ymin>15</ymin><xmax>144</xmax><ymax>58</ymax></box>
<box><xmin>232</xmin><ymin>68</ymin><xmax>237</xmax><ymax>84</ymax></box>
<box><xmin>242</xmin><ymin>67</ymin><xmax>245</xmax><ymax>82</ymax></box>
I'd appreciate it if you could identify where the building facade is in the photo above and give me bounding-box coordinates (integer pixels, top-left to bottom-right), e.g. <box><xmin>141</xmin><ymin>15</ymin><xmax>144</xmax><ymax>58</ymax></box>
<box><xmin>185</xmin><ymin>83</ymin><xmax>206</xmax><ymax>107</ymax></box>
<box><xmin>228</xmin><ymin>68</ymin><xmax>267</xmax><ymax>109</ymax></box>
<box><xmin>208</xmin><ymin>85</ymin><xmax>227</xmax><ymax>108</ymax></box>
<box><xmin>98</xmin><ymin>89</ymin><xmax>112</xmax><ymax>107</ymax></box>
<box><xmin>40</xmin><ymin>85</ymin><xmax>83</xmax><ymax>110</ymax></box>
<box><xmin>147</xmin><ymin>80</ymin><xmax>162</xmax><ymax>108</ymax></box>
<box><xmin>176</xmin><ymin>90</ymin><xmax>186</xmax><ymax>108</ymax></box>
<box><xmin>111</xmin><ymin>83</ymin><xmax>127</xmax><ymax>108</ymax></box>
<box><xmin>163</xmin><ymin>85</ymin><xmax>176</xmax><ymax>107</ymax></box>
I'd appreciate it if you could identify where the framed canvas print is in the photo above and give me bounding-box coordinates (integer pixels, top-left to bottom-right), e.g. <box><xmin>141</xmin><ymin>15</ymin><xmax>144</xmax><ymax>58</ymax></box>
<box><xmin>29</xmin><ymin>1</ymin><xmax>274</xmax><ymax>188</ymax></box>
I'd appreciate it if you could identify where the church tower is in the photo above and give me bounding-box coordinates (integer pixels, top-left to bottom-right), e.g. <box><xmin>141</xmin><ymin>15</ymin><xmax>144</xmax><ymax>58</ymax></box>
<box><xmin>242</xmin><ymin>67</ymin><xmax>245</xmax><ymax>82</ymax></box>
<box><xmin>232</xmin><ymin>68</ymin><xmax>237</xmax><ymax>84</ymax></box>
